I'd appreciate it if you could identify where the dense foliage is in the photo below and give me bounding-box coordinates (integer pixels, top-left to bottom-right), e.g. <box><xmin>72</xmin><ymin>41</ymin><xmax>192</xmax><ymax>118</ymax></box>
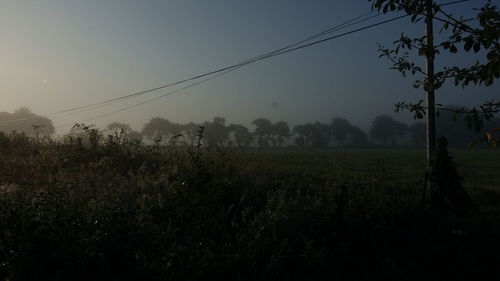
<box><xmin>0</xmin><ymin>131</ymin><xmax>499</xmax><ymax>281</ymax></box>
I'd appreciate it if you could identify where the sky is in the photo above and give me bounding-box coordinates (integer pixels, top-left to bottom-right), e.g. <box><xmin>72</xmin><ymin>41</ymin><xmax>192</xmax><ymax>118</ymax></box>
<box><xmin>0</xmin><ymin>0</ymin><xmax>498</xmax><ymax>134</ymax></box>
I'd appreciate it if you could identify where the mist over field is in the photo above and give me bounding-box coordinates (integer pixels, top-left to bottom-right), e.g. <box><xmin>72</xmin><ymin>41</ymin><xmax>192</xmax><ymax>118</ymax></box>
<box><xmin>0</xmin><ymin>1</ymin><xmax>499</xmax><ymax>280</ymax></box>
<box><xmin>1</xmin><ymin>105</ymin><xmax>499</xmax><ymax>149</ymax></box>
<box><xmin>1</xmin><ymin>0</ymin><xmax>498</xmax><ymax>133</ymax></box>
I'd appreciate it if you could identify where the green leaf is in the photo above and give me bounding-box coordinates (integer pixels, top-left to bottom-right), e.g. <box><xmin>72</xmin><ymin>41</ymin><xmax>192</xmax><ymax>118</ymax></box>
<box><xmin>473</xmin><ymin>43</ymin><xmax>480</xmax><ymax>53</ymax></box>
<box><xmin>464</xmin><ymin>40</ymin><xmax>473</xmax><ymax>51</ymax></box>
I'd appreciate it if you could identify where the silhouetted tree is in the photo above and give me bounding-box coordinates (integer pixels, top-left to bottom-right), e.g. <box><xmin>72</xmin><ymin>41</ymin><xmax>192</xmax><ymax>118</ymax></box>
<box><xmin>0</xmin><ymin>107</ymin><xmax>55</xmax><ymax>136</ymax></box>
<box><xmin>349</xmin><ymin>125</ymin><xmax>369</xmax><ymax>146</ymax></box>
<box><xmin>228</xmin><ymin>124</ymin><xmax>253</xmax><ymax>147</ymax></box>
<box><xmin>142</xmin><ymin>117</ymin><xmax>181</xmax><ymax>140</ymax></box>
<box><xmin>310</xmin><ymin>122</ymin><xmax>331</xmax><ymax>148</ymax></box>
<box><xmin>330</xmin><ymin>117</ymin><xmax>352</xmax><ymax>145</ymax></box>
<box><xmin>293</xmin><ymin>124</ymin><xmax>310</xmax><ymax>147</ymax></box>
<box><xmin>330</xmin><ymin>117</ymin><xmax>369</xmax><ymax>146</ymax></box>
<box><xmin>370</xmin><ymin>115</ymin><xmax>407</xmax><ymax>145</ymax></box>
<box><xmin>293</xmin><ymin>122</ymin><xmax>330</xmax><ymax>148</ymax></box>
<box><xmin>372</xmin><ymin>0</ymin><xmax>499</xmax><ymax>158</ymax></box>
<box><xmin>270</xmin><ymin>121</ymin><xmax>290</xmax><ymax>147</ymax></box>
<box><xmin>252</xmin><ymin>118</ymin><xmax>273</xmax><ymax>148</ymax></box>
<box><xmin>203</xmin><ymin>117</ymin><xmax>230</xmax><ymax>146</ymax></box>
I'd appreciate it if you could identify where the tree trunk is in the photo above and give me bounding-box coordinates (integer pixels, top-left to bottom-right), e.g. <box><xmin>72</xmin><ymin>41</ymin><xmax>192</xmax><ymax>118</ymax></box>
<box><xmin>425</xmin><ymin>0</ymin><xmax>436</xmax><ymax>163</ymax></box>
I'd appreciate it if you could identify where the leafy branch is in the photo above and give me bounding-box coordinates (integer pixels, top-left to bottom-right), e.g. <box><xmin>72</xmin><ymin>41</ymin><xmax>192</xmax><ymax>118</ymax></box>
<box><xmin>467</xmin><ymin>128</ymin><xmax>500</xmax><ymax>148</ymax></box>
<box><xmin>371</xmin><ymin>0</ymin><xmax>499</xmax><ymax>135</ymax></box>
<box><xmin>394</xmin><ymin>100</ymin><xmax>500</xmax><ymax>131</ymax></box>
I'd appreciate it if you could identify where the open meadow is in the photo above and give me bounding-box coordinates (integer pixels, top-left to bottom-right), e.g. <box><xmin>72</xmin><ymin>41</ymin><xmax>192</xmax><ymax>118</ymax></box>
<box><xmin>1</xmin><ymin>133</ymin><xmax>499</xmax><ymax>281</ymax></box>
<box><xmin>2</xmin><ymin>0</ymin><xmax>499</xmax><ymax>279</ymax></box>
<box><xmin>244</xmin><ymin>147</ymin><xmax>500</xmax><ymax>190</ymax></box>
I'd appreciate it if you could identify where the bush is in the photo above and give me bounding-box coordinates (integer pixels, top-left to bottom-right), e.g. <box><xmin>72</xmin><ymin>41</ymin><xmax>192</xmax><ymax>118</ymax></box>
<box><xmin>0</xmin><ymin>132</ymin><xmax>499</xmax><ymax>281</ymax></box>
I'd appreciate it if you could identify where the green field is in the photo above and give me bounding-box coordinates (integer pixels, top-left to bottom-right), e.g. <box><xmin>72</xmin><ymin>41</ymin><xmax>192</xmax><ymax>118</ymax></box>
<box><xmin>1</xmin><ymin>136</ymin><xmax>500</xmax><ymax>281</ymax></box>
<box><xmin>244</xmin><ymin>148</ymin><xmax>500</xmax><ymax>189</ymax></box>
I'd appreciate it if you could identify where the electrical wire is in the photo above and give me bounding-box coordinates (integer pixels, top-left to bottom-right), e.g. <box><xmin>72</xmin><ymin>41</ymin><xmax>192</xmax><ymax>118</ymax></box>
<box><xmin>1</xmin><ymin>11</ymin><xmax>382</xmax><ymax>124</ymax></box>
<box><xmin>56</xmin><ymin>14</ymin><xmax>410</xmax><ymax>127</ymax></box>
<box><xmin>0</xmin><ymin>0</ymin><xmax>472</xmax><ymax>127</ymax></box>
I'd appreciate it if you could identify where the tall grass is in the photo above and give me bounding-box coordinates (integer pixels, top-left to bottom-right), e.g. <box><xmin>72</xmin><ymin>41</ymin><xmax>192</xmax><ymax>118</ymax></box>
<box><xmin>0</xmin><ymin>131</ymin><xmax>499</xmax><ymax>281</ymax></box>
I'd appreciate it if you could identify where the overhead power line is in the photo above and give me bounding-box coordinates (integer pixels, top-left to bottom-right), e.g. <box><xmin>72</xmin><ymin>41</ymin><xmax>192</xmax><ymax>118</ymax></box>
<box><xmin>1</xmin><ymin>11</ymin><xmax>382</xmax><ymax>124</ymax></box>
<box><xmin>1</xmin><ymin>0</ymin><xmax>470</xmax><ymax>127</ymax></box>
<box><xmin>439</xmin><ymin>0</ymin><xmax>471</xmax><ymax>6</ymax></box>
<box><xmin>57</xmin><ymin>68</ymin><xmax>238</xmax><ymax>128</ymax></box>
<box><xmin>51</xmin><ymin>12</ymin><xmax>380</xmax><ymax>115</ymax></box>
<box><xmin>51</xmin><ymin>12</ymin><xmax>384</xmax><ymax>120</ymax></box>
<box><xmin>56</xmin><ymin>14</ymin><xmax>410</xmax><ymax>127</ymax></box>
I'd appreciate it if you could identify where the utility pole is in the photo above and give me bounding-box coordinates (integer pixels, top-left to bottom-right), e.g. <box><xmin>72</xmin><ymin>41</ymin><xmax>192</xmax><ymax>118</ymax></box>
<box><xmin>425</xmin><ymin>0</ymin><xmax>436</xmax><ymax>163</ymax></box>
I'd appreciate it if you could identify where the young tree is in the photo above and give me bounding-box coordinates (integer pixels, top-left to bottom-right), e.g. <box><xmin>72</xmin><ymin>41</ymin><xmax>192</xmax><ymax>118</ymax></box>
<box><xmin>371</xmin><ymin>0</ymin><xmax>499</xmax><ymax>158</ymax></box>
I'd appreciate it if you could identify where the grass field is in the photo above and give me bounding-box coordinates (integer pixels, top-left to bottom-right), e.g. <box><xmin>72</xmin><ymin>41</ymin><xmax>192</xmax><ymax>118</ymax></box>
<box><xmin>244</xmin><ymin>147</ymin><xmax>500</xmax><ymax>189</ymax></box>
<box><xmin>1</xmin><ymin>135</ymin><xmax>500</xmax><ymax>281</ymax></box>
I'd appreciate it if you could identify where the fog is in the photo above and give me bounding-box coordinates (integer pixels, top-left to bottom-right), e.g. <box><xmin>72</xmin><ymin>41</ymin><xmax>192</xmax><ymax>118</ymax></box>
<box><xmin>0</xmin><ymin>0</ymin><xmax>497</xmax><ymax>135</ymax></box>
<box><xmin>1</xmin><ymin>1</ymin><xmax>500</xmax><ymax>279</ymax></box>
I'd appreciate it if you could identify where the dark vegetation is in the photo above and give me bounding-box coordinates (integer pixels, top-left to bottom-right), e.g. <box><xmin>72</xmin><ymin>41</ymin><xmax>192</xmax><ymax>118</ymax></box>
<box><xmin>1</xmin><ymin>1</ymin><xmax>497</xmax><ymax>279</ymax></box>
<box><xmin>374</xmin><ymin>0</ymin><xmax>500</xmax><ymax>131</ymax></box>
<box><xmin>0</xmin><ymin>108</ymin><xmax>54</xmax><ymax>136</ymax></box>
<box><xmin>0</xmin><ymin>129</ymin><xmax>499</xmax><ymax>281</ymax></box>
<box><xmin>4</xmin><ymin>106</ymin><xmax>499</xmax><ymax>149</ymax></box>
<box><xmin>0</xmin><ymin>1</ymin><xmax>497</xmax><ymax>279</ymax></box>
<box><xmin>139</xmin><ymin>113</ymin><xmax>499</xmax><ymax>148</ymax></box>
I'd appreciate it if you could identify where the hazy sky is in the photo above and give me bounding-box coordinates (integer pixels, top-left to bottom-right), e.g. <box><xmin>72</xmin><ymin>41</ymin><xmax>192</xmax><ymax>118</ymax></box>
<box><xmin>0</xmin><ymin>0</ymin><xmax>497</xmax><ymax>134</ymax></box>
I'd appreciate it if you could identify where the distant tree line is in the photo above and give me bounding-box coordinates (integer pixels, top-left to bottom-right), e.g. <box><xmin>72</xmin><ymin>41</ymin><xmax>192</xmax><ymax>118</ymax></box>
<box><xmin>138</xmin><ymin>112</ymin><xmax>500</xmax><ymax>148</ymax></box>
<box><xmin>0</xmin><ymin>106</ymin><xmax>498</xmax><ymax>148</ymax></box>
<box><xmin>0</xmin><ymin>107</ymin><xmax>54</xmax><ymax>136</ymax></box>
